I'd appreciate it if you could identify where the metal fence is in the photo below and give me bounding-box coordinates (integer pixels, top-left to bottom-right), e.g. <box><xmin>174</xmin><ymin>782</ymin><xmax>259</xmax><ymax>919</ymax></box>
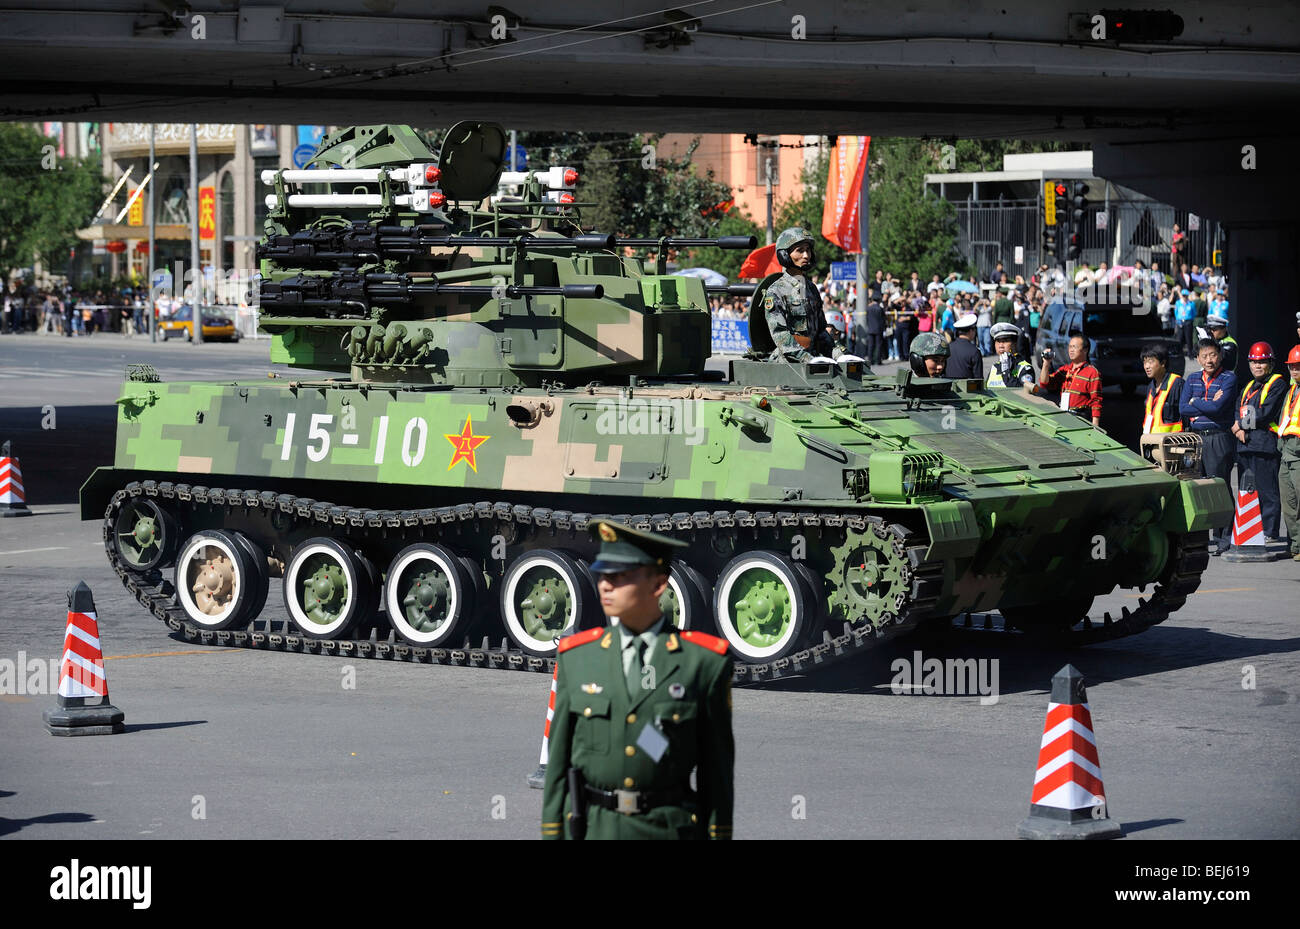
<box><xmin>951</xmin><ymin>199</ymin><xmax>1223</xmax><ymax>281</ymax></box>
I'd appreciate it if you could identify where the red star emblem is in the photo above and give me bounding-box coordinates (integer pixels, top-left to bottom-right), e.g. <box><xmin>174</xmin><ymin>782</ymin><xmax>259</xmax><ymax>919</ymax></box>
<box><xmin>445</xmin><ymin>415</ymin><xmax>490</xmax><ymax>472</ymax></box>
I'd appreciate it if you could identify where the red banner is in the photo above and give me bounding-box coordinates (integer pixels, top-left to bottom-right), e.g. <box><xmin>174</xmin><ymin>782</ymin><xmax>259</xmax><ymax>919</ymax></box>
<box><xmin>821</xmin><ymin>136</ymin><xmax>869</xmax><ymax>253</ymax></box>
<box><xmin>198</xmin><ymin>186</ymin><xmax>216</xmax><ymax>240</ymax></box>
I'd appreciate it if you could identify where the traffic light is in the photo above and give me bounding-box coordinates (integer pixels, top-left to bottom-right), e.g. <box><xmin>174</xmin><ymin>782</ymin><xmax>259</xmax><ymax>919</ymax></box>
<box><xmin>1054</xmin><ymin>182</ymin><xmax>1067</xmax><ymax>222</ymax></box>
<box><xmin>1067</xmin><ymin>232</ymin><xmax>1082</xmax><ymax>262</ymax></box>
<box><xmin>1044</xmin><ymin>181</ymin><xmax>1057</xmax><ymax>225</ymax></box>
<box><xmin>1044</xmin><ymin>228</ymin><xmax>1057</xmax><ymax>261</ymax></box>
<box><xmin>1071</xmin><ymin>182</ymin><xmax>1088</xmax><ymax>226</ymax></box>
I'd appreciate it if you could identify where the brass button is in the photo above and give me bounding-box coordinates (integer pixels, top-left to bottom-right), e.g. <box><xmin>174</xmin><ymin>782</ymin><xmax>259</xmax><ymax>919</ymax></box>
<box><xmin>691</xmin><ymin>814</ymin><xmax>698</xmax><ymax>824</ymax></box>
<box><xmin>672</xmin><ymin>713</ymin><xmax>681</xmax><ymax>723</ymax></box>
<box><xmin>583</xmin><ymin>707</ymin><xmax>592</xmax><ymax>717</ymax></box>
<box><xmin>625</xmin><ymin>745</ymin><xmax>635</xmax><ymax>757</ymax></box>
<box><xmin>623</xmin><ymin>777</ymin><xmax>635</xmax><ymax>788</ymax></box>
<box><xmin>626</xmin><ymin>713</ymin><xmax>636</xmax><ymax>724</ymax></box>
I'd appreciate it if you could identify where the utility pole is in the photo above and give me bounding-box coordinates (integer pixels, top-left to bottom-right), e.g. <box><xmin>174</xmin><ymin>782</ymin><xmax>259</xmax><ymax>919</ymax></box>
<box><xmin>764</xmin><ymin>153</ymin><xmax>774</xmax><ymax>246</ymax></box>
<box><xmin>510</xmin><ymin>129</ymin><xmax>518</xmax><ymax>170</ymax></box>
<box><xmin>190</xmin><ymin>123</ymin><xmax>202</xmax><ymax>345</ymax></box>
<box><xmin>148</xmin><ymin>123</ymin><xmax>156</xmax><ymax>343</ymax></box>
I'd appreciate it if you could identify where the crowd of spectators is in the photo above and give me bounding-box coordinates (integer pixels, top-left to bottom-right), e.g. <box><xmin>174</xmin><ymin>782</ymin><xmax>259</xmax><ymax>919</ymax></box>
<box><xmin>0</xmin><ymin>283</ymin><xmax>204</xmax><ymax>338</ymax></box>
<box><xmin>707</xmin><ymin>259</ymin><xmax>1230</xmax><ymax>367</ymax></box>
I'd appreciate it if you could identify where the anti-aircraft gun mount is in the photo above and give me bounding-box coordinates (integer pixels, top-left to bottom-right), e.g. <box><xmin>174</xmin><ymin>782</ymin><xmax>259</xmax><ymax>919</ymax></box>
<box><xmin>83</xmin><ymin>121</ymin><xmax>1233</xmax><ymax>685</ymax></box>
<box><xmin>256</xmin><ymin>122</ymin><xmax>755</xmax><ymax>387</ymax></box>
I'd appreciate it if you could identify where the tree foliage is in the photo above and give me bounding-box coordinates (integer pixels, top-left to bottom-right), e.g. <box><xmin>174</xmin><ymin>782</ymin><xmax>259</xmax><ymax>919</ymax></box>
<box><xmin>0</xmin><ymin>123</ymin><xmax>104</xmax><ymax>284</ymax></box>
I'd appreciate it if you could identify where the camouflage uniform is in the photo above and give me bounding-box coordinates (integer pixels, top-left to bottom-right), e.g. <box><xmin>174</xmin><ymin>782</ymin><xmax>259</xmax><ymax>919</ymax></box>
<box><xmin>764</xmin><ymin>228</ymin><xmax>831</xmax><ymax>361</ymax></box>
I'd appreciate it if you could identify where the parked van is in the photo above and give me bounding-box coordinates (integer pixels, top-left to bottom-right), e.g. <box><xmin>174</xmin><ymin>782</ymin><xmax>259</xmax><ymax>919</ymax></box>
<box><xmin>1033</xmin><ymin>296</ymin><xmax>1182</xmax><ymax>395</ymax></box>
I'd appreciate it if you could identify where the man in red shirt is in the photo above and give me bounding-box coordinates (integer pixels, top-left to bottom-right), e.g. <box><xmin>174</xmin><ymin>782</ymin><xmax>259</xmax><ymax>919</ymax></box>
<box><xmin>1038</xmin><ymin>333</ymin><xmax>1103</xmax><ymax>427</ymax></box>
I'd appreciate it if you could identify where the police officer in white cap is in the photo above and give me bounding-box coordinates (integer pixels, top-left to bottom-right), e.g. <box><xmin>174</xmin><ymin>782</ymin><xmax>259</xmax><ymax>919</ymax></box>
<box><xmin>946</xmin><ymin>312</ymin><xmax>984</xmax><ymax>380</ymax></box>
<box><xmin>1205</xmin><ymin>314</ymin><xmax>1237</xmax><ymax>374</ymax></box>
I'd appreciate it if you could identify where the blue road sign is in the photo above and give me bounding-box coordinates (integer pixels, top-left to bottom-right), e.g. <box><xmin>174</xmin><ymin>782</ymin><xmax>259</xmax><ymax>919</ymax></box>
<box><xmin>292</xmin><ymin>144</ymin><xmax>316</xmax><ymax>169</ymax></box>
<box><xmin>711</xmin><ymin>318</ymin><xmax>751</xmax><ymax>354</ymax></box>
<box><xmin>830</xmin><ymin>261</ymin><xmax>857</xmax><ymax>281</ymax></box>
<box><xmin>505</xmin><ymin>144</ymin><xmax>528</xmax><ymax>171</ymax></box>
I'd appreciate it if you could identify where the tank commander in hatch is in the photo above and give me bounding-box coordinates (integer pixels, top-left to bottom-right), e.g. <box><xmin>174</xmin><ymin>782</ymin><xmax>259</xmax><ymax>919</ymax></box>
<box><xmin>763</xmin><ymin>227</ymin><xmax>840</xmax><ymax>362</ymax></box>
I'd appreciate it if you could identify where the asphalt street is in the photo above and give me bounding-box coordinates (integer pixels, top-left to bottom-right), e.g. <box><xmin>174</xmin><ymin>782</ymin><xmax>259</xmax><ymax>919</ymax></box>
<box><xmin>1</xmin><ymin>333</ymin><xmax>1297</xmax><ymax>840</ymax></box>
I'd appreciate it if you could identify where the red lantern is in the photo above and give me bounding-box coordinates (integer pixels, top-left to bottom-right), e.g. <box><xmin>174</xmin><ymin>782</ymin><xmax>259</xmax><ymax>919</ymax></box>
<box><xmin>105</xmin><ymin>240</ymin><xmax>127</xmax><ymax>253</ymax></box>
<box><xmin>134</xmin><ymin>241</ymin><xmax>150</xmax><ymax>253</ymax></box>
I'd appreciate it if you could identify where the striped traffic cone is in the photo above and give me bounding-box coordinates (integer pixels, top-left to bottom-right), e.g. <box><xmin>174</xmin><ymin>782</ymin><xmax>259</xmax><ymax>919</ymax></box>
<box><xmin>525</xmin><ymin>665</ymin><xmax>558</xmax><ymax>789</ymax></box>
<box><xmin>1017</xmin><ymin>664</ymin><xmax>1121</xmax><ymax>839</ymax></box>
<box><xmin>1225</xmin><ymin>469</ymin><xmax>1285</xmax><ymax>562</ymax></box>
<box><xmin>43</xmin><ymin>581</ymin><xmax>125</xmax><ymax>736</ymax></box>
<box><xmin>1</xmin><ymin>440</ymin><xmax>33</xmax><ymax>517</ymax></box>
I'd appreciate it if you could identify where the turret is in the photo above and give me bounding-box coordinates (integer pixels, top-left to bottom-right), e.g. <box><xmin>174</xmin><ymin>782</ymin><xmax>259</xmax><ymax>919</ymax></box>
<box><xmin>257</xmin><ymin>122</ymin><xmax>755</xmax><ymax>387</ymax></box>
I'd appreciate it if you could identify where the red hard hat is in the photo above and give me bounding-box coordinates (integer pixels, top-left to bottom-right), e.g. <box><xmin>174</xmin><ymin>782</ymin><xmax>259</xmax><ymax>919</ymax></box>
<box><xmin>1288</xmin><ymin>345</ymin><xmax>1300</xmax><ymax>365</ymax></box>
<box><xmin>1247</xmin><ymin>341</ymin><xmax>1274</xmax><ymax>361</ymax></box>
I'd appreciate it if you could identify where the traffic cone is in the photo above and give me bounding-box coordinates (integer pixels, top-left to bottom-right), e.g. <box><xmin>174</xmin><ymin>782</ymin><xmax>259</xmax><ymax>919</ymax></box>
<box><xmin>44</xmin><ymin>581</ymin><xmax>125</xmax><ymax>736</ymax></box>
<box><xmin>526</xmin><ymin>665</ymin><xmax>558</xmax><ymax>789</ymax></box>
<box><xmin>1017</xmin><ymin>664</ymin><xmax>1121</xmax><ymax>839</ymax></box>
<box><xmin>0</xmin><ymin>440</ymin><xmax>33</xmax><ymax>517</ymax></box>
<box><xmin>1225</xmin><ymin>469</ymin><xmax>1285</xmax><ymax>562</ymax></box>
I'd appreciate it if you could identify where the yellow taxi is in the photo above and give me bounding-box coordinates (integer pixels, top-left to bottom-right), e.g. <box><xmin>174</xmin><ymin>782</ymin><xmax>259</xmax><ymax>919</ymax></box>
<box><xmin>158</xmin><ymin>305</ymin><xmax>240</xmax><ymax>342</ymax></box>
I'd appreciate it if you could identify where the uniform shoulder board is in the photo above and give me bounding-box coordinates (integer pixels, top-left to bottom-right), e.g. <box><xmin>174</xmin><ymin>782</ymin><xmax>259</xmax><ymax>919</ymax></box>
<box><xmin>681</xmin><ymin>630</ymin><xmax>729</xmax><ymax>655</ymax></box>
<box><xmin>557</xmin><ymin>626</ymin><xmax>605</xmax><ymax>653</ymax></box>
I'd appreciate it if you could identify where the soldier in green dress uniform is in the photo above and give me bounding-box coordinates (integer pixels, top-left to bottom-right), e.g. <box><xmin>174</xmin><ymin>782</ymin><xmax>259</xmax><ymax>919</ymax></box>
<box><xmin>764</xmin><ymin>226</ymin><xmax>838</xmax><ymax>361</ymax></box>
<box><xmin>541</xmin><ymin>521</ymin><xmax>735</xmax><ymax>840</ymax></box>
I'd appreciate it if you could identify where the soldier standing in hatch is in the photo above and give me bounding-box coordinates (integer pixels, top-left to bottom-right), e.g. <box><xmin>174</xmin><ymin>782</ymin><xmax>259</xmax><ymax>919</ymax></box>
<box><xmin>542</xmin><ymin>521</ymin><xmax>734</xmax><ymax>840</ymax></box>
<box><xmin>763</xmin><ymin>227</ymin><xmax>837</xmax><ymax>361</ymax></box>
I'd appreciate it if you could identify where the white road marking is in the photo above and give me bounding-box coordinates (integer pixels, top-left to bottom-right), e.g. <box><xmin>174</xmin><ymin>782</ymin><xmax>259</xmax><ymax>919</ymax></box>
<box><xmin>0</xmin><ymin>546</ymin><xmax>68</xmax><ymax>555</ymax></box>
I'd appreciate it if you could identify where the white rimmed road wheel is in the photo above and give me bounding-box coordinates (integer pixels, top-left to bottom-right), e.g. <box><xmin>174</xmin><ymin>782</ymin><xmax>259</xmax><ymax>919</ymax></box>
<box><xmin>660</xmin><ymin>561</ymin><xmax>713</xmax><ymax>632</ymax></box>
<box><xmin>500</xmin><ymin>549</ymin><xmax>598</xmax><ymax>658</ymax></box>
<box><xmin>174</xmin><ymin>529</ymin><xmax>262</xmax><ymax>631</ymax></box>
<box><xmin>283</xmin><ymin>537</ymin><xmax>377</xmax><ymax>640</ymax></box>
<box><xmin>713</xmin><ymin>551</ymin><xmax>814</xmax><ymax>661</ymax></box>
<box><xmin>385</xmin><ymin>543</ymin><xmax>478</xmax><ymax>647</ymax></box>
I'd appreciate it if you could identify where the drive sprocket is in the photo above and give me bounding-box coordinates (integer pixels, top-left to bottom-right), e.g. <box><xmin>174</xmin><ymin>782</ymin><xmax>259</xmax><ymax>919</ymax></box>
<box><xmin>827</xmin><ymin>520</ymin><xmax>913</xmax><ymax>630</ymax></box>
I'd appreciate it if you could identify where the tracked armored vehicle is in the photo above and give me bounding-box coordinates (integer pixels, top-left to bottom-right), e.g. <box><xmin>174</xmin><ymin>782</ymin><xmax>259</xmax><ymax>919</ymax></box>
<box><xmin>82</xmin><ymin>123</ymin><xmax>1233</xmax><ymax>681</ymax></box>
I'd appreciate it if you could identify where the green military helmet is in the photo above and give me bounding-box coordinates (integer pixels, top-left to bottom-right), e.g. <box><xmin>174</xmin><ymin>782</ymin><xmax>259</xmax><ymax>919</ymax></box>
<box><xmin>909</xmin><ymin>331</ymin><xmax>949</xmax><ymax>377</ymax></box>
<box><xmin>775</xmin><ymin>226</ymin><xmax>815</xmax><ymax>271</ymax></box>
<box><xmin>589</xmin><ymin>519</ymin><xmax>687</xmax><ymax>574</ymax></box>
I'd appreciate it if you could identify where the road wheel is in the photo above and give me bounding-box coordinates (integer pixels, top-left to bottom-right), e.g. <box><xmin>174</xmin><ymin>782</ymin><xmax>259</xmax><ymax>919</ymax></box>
<box><xmin>500</xmin><ymin>549</ymin><xmax>599</xmax><ymax>657</ymax></box>
<box><xmin>714</xmin><ymin>551</ymin><xmax>813</xmax><ymax>661</ymax></box>
<box><xmin>174</xmin><ymin>529</ymin><xmax>262</xmax><ymax>630</ymax></box>
<box><xmin>230</xmin><ymin>531</ymin><xmax>270</xmax><ymax>623</ymax></box>
<box><xmin>385</xmin><ymin>543</ymin><xmax>478</xmax><ymax>647</ymax></box>
<box><xmin>660</xmin><ymin>561</ymin><xmax>713</xmax><ymax>632</ymax></box>
<box><xmin>113</xmin><ymin>497</ymin><xmax>179</xmax><ymax>572</ymax></box>
<box><xmin>283</xmin><ymin>537</ymin><xmax>377</xmax><ymax>639</ymax></box>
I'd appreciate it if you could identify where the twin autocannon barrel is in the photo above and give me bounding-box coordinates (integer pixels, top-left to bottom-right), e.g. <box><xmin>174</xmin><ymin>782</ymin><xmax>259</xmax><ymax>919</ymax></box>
<box><xmin>260</xmin><ymin>272</ymin><xmax>605</xmax><ymax>310</ymax></box>
<box><xmin>258</xmin><ymin>222</ymin><xmax>756</xmax><ymax>266</ymax></box>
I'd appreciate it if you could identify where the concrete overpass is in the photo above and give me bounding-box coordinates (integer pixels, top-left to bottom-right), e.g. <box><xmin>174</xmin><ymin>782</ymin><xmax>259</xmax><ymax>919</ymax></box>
<box><xmin>2</xmin><ymin>0</ymin><xmax>1299</xmax><ymax>350</ymax></box>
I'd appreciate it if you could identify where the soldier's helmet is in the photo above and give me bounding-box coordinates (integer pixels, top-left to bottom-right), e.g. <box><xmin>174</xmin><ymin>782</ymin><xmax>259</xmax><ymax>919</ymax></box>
<box><xmin>827</xmin><ymin>312</ymin><xmax>846</xmax><ymax>334</ymax></box>
<box><xmin>775</xmin><ymin>227</ymin><xmax>815</xmax><ymax>271</ymax></box>
<box><xmin>908</xmin><ymin>331</ymin><xmax>949</xmax><ymax>377</ymax></box>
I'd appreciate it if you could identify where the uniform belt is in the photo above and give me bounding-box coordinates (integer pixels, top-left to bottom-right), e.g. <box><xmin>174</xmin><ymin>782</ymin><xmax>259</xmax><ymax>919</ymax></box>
<box><xmin>583</xmin><ymin>784</ymin><xmax>692</xmax><ymax>815</ymax></box>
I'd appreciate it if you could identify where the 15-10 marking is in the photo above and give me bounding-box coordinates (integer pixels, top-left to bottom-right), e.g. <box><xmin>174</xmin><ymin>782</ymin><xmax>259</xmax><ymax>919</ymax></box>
<box><xmin>280</xmin><ymin>412</ymin><xmax>430</xmax><ymax>467</ymax></box>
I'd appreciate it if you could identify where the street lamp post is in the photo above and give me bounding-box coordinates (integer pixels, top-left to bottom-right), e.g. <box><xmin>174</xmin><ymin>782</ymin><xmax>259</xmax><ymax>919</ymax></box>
<box><xmin>148</xmin><ymin>123</ymin><xmax>156</xmax><ymax>343</ymax></box>
<box><xmin>190</xmin><ymin>123</ymin><xmax>202</xmax><ymax>345</ymax></box>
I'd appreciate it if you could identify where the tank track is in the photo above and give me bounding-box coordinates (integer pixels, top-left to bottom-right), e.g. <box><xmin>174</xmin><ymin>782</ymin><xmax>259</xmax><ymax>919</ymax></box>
<box><xmin>101</xmin><ymin>480</ymin><xmax>944</xmax><ymax>683</ymax></box>
<box><xmin>946</xmin><ymin>530</ymin><xmax>1212</xmax><ymax>646</ymax></box>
